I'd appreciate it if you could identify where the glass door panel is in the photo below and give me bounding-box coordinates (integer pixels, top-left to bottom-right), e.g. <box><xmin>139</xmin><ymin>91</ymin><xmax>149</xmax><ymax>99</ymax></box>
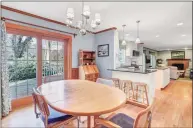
<box><xmin>6</xmin><ymin>34</ymin><xmax>37</xmax><ymax>99</ymax></box>
<box><xmin>42</xmin><ymin>39</ymin><xmax>65</xmax><ymax>83</ymax></box>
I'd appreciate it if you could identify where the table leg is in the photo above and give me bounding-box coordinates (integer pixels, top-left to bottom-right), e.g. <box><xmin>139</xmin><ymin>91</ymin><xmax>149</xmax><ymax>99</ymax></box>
<box><xmin>87</xmin><ymin>116</ymin><xmax>91</xmax><ymax>128</ymax></box>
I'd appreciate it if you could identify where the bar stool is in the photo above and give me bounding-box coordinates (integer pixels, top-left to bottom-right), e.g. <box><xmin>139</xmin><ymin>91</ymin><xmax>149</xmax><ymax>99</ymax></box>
<box><xmin>132</xmin><ymin>82</ymin><xmax>149</xmax><ymax>106</ymax></box>
<box><xmin>121</xmin><ymin>80</ymin><xmax>134</xmax><ymax>100</ymax></box>
<box><xmin>111</xmin><ymin>78</ymin><xmax>121</xmax><ymax>89</ymax></box>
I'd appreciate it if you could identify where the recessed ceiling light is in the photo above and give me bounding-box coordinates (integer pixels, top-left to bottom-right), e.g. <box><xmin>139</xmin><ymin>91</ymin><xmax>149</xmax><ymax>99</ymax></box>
<box><xmin>156</xmin><ymin>35</ymin><xmax>160</xmax><ymax>37</ymax></box>
<box><xmin>184</xmin><ymin>47</ymin><xmax>188</xmax><ymax>50</ymax></box>
<box><xmin>177</xmin><ymin>22</ymin><xmax>183</xmax><ymax>26</ymax></box>
<box><xmin>181</xmin><ymin>34</ymin><xmax>186</xmax><ymax>37</ymax></box>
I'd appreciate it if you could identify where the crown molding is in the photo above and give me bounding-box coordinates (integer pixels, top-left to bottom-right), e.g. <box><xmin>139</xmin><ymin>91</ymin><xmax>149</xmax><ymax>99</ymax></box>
<box><xmin>1</xmin><ymin>17</ymin><xmax>77</xmax><ymax>37</ymax></box>
<box><xmin>1</xmin><ymin>5</ymin><xmax>116</xmax><ymax>34</ymax></box>
<box><xmin>94</xmin><ymin>27</ymin><xmax>117</xmax><ymax>34</ymax></box>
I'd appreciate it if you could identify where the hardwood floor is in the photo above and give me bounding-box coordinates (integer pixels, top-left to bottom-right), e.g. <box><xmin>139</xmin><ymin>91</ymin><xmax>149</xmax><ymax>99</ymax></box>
<box><xmin>152</xmin><ymin>79</ymin><xmax>192</xmax><ymax>127</ymax></box>
<box><xmin>2</xmin><ymin>80</ymin><xmax>192</xmax><ymax>127</ymax></box>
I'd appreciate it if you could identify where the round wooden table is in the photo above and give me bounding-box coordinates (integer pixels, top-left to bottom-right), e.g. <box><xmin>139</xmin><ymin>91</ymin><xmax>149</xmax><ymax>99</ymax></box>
<box><xmin>37</xmin><ymin>80</ymin><xmax>126</xmax><ymax>128</ymax></box>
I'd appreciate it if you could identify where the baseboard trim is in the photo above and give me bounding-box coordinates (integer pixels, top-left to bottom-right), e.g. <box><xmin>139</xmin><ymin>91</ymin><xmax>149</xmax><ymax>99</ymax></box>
<box><xmin>11</xmin><ymin>96</ymin><xmax>33</xmax><ymax>110</ymax></box>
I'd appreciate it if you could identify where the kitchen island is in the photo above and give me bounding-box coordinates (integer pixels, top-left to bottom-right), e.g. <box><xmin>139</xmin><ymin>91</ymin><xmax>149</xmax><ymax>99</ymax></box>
<box><xmin>108</xmin><ymin>68</ymin><xmax>158</xmax><ymax>105</ymax></box>
<box><xmin>155</xmin><ymin>67</ymin><xmax>170</xmax><ymax>90</ymax></box>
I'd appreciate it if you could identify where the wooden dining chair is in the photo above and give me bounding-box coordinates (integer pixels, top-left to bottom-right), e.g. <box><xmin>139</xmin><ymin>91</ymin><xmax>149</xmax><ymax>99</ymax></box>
<box><xmin>95</xmin><ymin>102</ymin><xmax>152</xmax><ymax>128</ymax></box>
<box><xmin>32</xmin><ymin>88</ymin><xmax>78</xmax><ymax>128</ymax></box>
<box><xmin>32</xmin><ymin>88</ymin><xmax>41</xmax><ymax>118</ymax></box>
<box><xmin>96</xmin><ymin>78</ymin><xmax>114</xmax><ymax>87</ymax></box>
<box><xmin>110</xmin><ymin>78</ymin><xmax>121</xmax><ymax>89</ymax></box>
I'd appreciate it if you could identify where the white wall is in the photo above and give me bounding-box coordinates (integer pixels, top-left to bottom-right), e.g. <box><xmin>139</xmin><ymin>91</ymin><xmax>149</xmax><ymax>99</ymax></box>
<box><xmin>157</xmin><ymin>51</ymin><xmax>171</xmax><ymax>64</ymax></box>
<box><xmin>185</xmin><ymin>49</ymin><xmax>193</xmax><ymax>60</ymax></box>
<box><xmin>157</xmin><ymin>49</ymin><xmax>192</xmax><ymax>65</ymax></box>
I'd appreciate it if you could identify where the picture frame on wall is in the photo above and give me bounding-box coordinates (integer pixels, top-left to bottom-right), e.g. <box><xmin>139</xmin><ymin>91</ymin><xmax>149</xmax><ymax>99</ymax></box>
<box><xmin>98</xmin><ymin>44</ymin><xmax>109</xmax><ymax>57</ymax></box>
<box><xmin>171</xmin><ymin>51</ymin><xmax>185</xmax><ymax>59</ymax></box>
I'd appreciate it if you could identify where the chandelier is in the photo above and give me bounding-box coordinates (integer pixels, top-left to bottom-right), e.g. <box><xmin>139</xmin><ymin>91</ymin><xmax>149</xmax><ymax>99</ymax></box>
<box><xmin>66</xmin><ymin>2</ymin><xmax>101</xmax><ymax>35</ymax></box>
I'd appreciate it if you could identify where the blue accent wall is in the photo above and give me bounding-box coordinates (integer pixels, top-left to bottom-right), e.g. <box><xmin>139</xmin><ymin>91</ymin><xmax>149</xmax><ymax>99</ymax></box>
<box><xmin>95</xmin><ymin>30</ymin><xmax>115</xmax><ymax>78</ymax></box>
<box><xmin>72</xmin><ymin>34</ymin><xmax>94</xmax><ymax>67</ymax></box>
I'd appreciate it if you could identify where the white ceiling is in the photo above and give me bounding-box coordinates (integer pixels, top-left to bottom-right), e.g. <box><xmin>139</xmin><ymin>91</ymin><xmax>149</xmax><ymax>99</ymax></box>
<box><xmin>2</xmin><ymin>2</ymin><xmax>192</xmax><ymax>50</ymax></box>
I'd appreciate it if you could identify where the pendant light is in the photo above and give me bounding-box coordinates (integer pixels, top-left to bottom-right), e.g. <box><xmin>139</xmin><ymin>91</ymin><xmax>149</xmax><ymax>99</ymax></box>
<box><xmin>135</xmin><ymin>20</ymin><xmax>141</xmax><ymax>44</ymax></box>
<box><xmin>122</xmin><ymin>24</ymin><xmax>126</xmax><ymax>45</ymax></box>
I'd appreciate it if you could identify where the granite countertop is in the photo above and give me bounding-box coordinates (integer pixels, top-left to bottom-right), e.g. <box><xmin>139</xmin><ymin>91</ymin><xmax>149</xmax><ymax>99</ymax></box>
<box><xmin>156</xmin><ymin>67</ymin><xmax>169</xmax><ymax>70</ymax></box>
<box><xmin>108</xmin><ymin>68</ymin><xmax>157</xmax><ymax>74</ymax></box>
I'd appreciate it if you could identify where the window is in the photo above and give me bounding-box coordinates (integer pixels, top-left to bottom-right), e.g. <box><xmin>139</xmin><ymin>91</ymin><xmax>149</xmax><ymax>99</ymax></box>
<box><xmin>6</xmin><ymin>34</ymin><xmax>37</xmax><ymax>99</ymax></box>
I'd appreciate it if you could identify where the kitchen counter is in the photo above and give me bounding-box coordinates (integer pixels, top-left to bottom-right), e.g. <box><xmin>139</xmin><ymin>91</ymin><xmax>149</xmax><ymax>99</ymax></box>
<box><xmin>108</xmin><ymin>68</ymin><xmax>157</xmax><ymax>74</ymax></box>
<box><xmin>155</xmin><ymin>67</ymin><xmax>169</xmax><ymax>70</ymax></box>
<box><xmin>155</xmin><ymin>67</ymin><xmax>170</xmax><ymax>90</ymax></box>
<box><xmin>108</xmin><ymin>68</ymin><xmax>158</xmax><ymax>104</ymax></box>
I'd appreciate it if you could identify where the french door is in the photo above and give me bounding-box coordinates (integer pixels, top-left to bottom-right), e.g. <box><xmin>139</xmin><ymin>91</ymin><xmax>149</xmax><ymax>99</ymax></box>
<box><xmin>41</xmin><ymin>38</ymin><xmax>65</xmax><ymax>83</ymax></box>
<box><xmin>6</xmin><ymin>33</ymin><xmax>37</xmax><ymax>99</ymax></box>
<box><xmin>6</xmin><ymin>22</ymin><xmax>72</xmax><ymax>109</ymax></box>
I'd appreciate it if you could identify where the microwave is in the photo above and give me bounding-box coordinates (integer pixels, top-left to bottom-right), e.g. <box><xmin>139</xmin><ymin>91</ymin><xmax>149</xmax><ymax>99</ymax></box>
<box><xmin>133</xmin><ymin>50</ymin><xmax>140</xmax><ymax>56</ymax></box>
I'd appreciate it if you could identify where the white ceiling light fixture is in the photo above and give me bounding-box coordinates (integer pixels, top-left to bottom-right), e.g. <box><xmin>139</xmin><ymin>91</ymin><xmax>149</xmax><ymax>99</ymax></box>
<box><xmin>66</xmin><ymin>19</ymin><xmax>73</xmax><ymax>26</ymax></box>
<box><xmin>181</xmin><ymin>34</ymin><xmax>186</xmax><ymax>37</ymax></box>
<box><xmin>76</xmin><ymin>21</ymin><xmax>82</xmax><ymax>29</ymax></box>
<box><xmin>122</xmin><ymin>40</ymin><xmax>126</xmax><ymax>46</ymax></box>
<box><xmin>121</xmin><ymin>24</ymin><xmax>127</xmax><ymax>45</ymax></box>
<box><xmin>135</xmin><ymin>20</ymin><xmax>141</xmax><ymax>44</ymax></box>
<box><xmin>95</xmin><ymin>13</ymin><xmax>101</xmax><ymax>25</ymax></box>
<box><xmin>177</xmin><ymin>22</ymin><xmax>183</xmax><ymax>26</ymax></box>
<box><xmin>91</xmin><ymin>20</ymin><xmax>97</xmax><ymax>29</ymax></box>
<box><xmin>66</xmin><ymin>8</ymin><xmax>74</xmax><ymax>21</ymax></box>
<box><xmin>83</xmin><ymin>5</ymin><xmax>91</xmax><ymax>19</ymax></box>
<box><xmin>66</xmin><ymin>1</ymin><xmax>101</xmax><ymax>35</ymax></box>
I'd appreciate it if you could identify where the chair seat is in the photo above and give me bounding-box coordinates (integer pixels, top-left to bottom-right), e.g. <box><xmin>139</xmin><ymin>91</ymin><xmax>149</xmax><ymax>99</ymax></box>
<box><xmin>41</xmin><ymin>106</ymin><xmax>73</xmax><ymax>124</ymax></box>
<box><xmin>102</xmin><ymin>113</ymin><xmax>134</xmax><ymax>128</ymax></box>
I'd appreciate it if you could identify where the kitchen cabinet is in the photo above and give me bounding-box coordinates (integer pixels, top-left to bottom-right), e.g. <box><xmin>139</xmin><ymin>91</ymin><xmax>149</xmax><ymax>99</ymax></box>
<box><xmin>79</xmin><ymin>65</ymin><xmax>99</xmax><ymax>82</ymax></box>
